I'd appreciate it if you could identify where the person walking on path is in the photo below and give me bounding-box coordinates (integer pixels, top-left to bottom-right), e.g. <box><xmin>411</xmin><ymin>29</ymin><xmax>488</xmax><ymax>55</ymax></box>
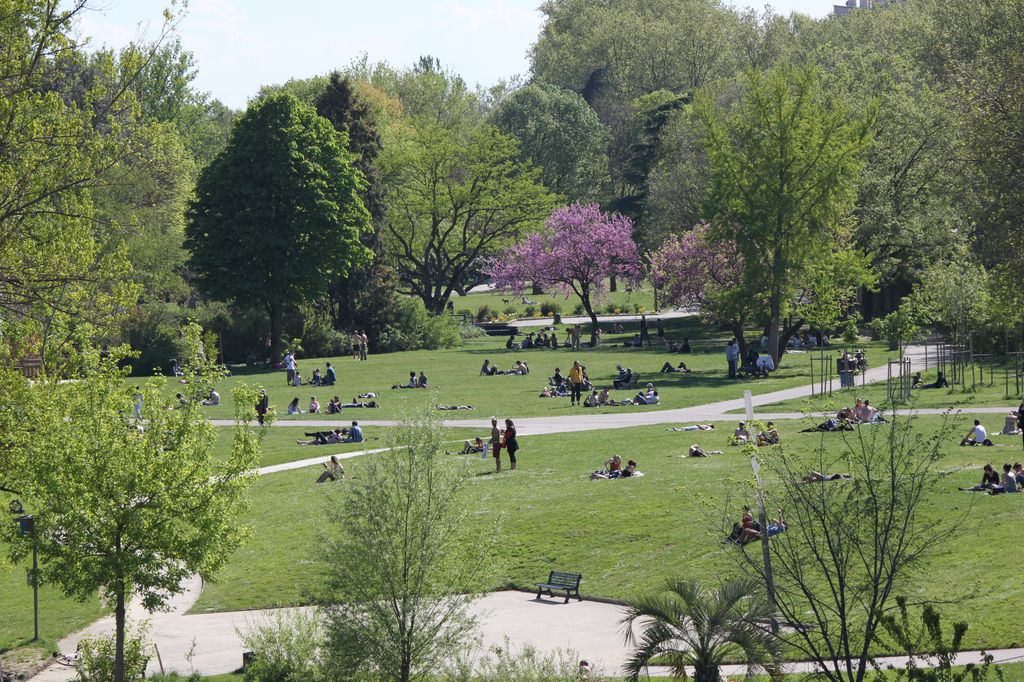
<box><xmin>726</xmin><ymin>339</ymin><xmax>739</xmax><ymax>379</ymax></box>
<box><xmin>491</xmin><ymin>417</ymin><xmax>504</xmax><ymax>473</ymax></box>
<box><xmin>571</xmin><ymin>324</ymin><xmax>581</xmax><ymax>351</ymax></box>
<box><xmin>568</xmin><ymin>361</ymin><xmax>585</xmax><ymax>406</ymax></box>
<box><xmin>656</xmin><ymin>318</ymin><xmax>664</xmax><ymax>341</ymax></box>
<box><xmin>255</xmin><ymin>389</ymin><xmax>269</xmax><ymax>426</ymax></box>
<box><xmin>504</xmin><ymin>418</ymin><xmax>519</xmax><ymax>470</ymax></box>
<box><xmin>640</xmin><ymin>314</ymin><xmax>649</xmax><ymax>347</ymax></box>
<box><xmin>359</xmin><ymin>331</ymin><xmax>369</xmax><ymax>361</ymax></box>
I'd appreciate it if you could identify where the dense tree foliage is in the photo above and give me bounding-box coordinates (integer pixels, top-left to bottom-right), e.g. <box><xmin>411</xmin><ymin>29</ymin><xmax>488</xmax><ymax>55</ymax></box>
<box><xmin>186</xmin><ymin>94</ymin><xmax>373</xmax><ymax>362</ymax></box>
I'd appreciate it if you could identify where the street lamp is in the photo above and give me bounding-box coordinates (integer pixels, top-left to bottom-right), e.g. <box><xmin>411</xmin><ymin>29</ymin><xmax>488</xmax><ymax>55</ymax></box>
<box><xmin>9</xmin><ymin>499</ymin><xmax>39</xmax><ymax>642</ymax></box>
<box><xmin>750</xmin><ymin>457</ymin><xmax>779</xmax><ymax>635</ymax></box>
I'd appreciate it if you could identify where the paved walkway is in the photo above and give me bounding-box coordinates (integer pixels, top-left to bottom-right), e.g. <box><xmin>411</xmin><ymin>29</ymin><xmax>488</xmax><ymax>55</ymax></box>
<box><xmin>29</xmin><ymin>344</ymin><xmax>1023</xmax><ymax>680</ymax></box>
<box><xmin>30</xmin><ymin>588</ymin><xmax>1024</xmax><ymax>680</ymax></box>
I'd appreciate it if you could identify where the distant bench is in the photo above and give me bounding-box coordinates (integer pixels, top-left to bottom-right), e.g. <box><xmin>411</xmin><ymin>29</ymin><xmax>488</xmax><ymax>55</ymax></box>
<box><xmin>536</xmin><ymin>571</ymin><xmax>582</xmax><ymax>603</ymax></box>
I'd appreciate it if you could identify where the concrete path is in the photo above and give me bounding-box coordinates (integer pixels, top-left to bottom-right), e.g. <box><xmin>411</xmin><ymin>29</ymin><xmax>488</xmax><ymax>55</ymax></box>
<box><xmin>30</xmin><ymin>589</ymin><xmax>1024</xmax><ymax>680</ymax></box>
<box><xmin>508</xmin><ymin>309</ymin><xmax>696</xmax><ymax>328</ymax></box>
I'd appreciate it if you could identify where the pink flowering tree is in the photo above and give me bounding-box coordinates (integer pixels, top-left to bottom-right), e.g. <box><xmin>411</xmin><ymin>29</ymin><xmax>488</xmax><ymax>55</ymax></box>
<box><xmin>487</xmin><ymin>203</ymin><xmax>643</xmax><ymax>345</ymax></box>
<box><xmin>649</xmin><ymin>223</ymin><xmax>761</xmax><ymax>356</ymax></box>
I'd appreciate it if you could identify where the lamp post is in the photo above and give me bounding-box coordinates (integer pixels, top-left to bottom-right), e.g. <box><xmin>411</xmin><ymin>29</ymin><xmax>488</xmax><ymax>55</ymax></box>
<box><xmin>10</xmin><ymin>500</ymin><xmax>39</xmax><ymax>641</ymax></box>
<box><xmin>750</xmin><ymin>457</ymin><xmax>779</xmax><ymax>635</ymax></box>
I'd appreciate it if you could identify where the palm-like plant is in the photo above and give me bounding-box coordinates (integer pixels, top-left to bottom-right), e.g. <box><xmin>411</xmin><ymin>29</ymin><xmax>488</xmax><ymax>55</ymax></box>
<box><xmin>621</xmin><ymin>577</ymin><xmax>780</xmax><ymax>681</ymax></box>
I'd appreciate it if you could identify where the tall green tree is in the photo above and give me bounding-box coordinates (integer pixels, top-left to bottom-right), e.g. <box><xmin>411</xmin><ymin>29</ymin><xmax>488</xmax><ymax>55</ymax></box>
<box><xmin>696</xmin><ymin>64</ymin><xmax>874</xmax><ymax>364</ymax></box>
<box><xmin>0</xmin><ymin>325</ymin><xmax>260</xmax><ymax>682</ymax></box>
<box><xmin>186</xmin><ymin>94</ymin><xmax>373</xmax><ymax>362</ymax></box>
<box><xmin>491</xmin><ymin>83</ymin><xmax>610</xmax><ymax>202</ymax></box>
<box><xmin>380</xmin><ymin>119</ymin><xmax>556</xmax><ymax>313</ymax></box>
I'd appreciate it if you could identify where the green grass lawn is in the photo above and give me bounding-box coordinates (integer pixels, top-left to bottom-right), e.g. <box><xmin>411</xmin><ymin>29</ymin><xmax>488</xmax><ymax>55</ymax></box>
<box><xmin>136</xmin><ymin>319</ymin><xmax>898</xmax><ymax>422</ymax></box>
<box><xmin>750</xmin><ymin>364</ymin><xmax>1024</xmax><ymax>414</ymax></box>
<box><xmin>193</xmin><ymin>414</ymin><xmax>1024</xmax><ymax>653</ymax></box>
<box><xmin>0</xmin><ymin>564</ymin><xmax>106</xmax><ymax>652</ymax></box>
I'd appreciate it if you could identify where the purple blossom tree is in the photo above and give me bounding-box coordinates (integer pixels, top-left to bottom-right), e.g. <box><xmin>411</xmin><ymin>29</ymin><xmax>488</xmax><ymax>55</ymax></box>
<box><xmin>487</xmin><ymin>203</ymin><xmax>643</xmax><ymax>346</ymax></box>
<box><xmin>649</xmin><ymin>223</ymin><xmax>760</xmax><ymax>355</ymax></box>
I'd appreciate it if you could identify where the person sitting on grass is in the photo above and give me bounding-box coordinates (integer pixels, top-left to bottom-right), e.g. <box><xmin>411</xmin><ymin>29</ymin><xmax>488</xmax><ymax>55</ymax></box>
<box><xmin>730</xmin><ymin>421</ymin><xmax>749</xmax><ymax>444</ymax></box>
<box><xmin>987</xmin><ymin>463</ymin><xmax>1018</xmax><ymax>494</ymax></box>
<box><xmin>801</xmin><ymin>417</ymin><xmax>855</xmax><ymax>433</ymax></box>
<box><xmin>623</xmin><ymin>333</ymin><xmax>643</xmax><ymax>348</ymax></box>
<box><xmin>738</xmin><ymin>508</ymin><xmax>786</xmax><ymax>545</ymax></box>
<box><xmin>343</xmin><ymin>421</ymin><xmax>364</xmax><ymax>443</ymax></box>
<box><xmin>724</xmin><ymin>507</ymin><xmax>759</xmax><ymax>544</ymax></box>
<box><xmin>928</xmin><ymin>371</ymin><xmax>949</xmax><ymax>389</ymax></box>
<box><xmin>418</xmin><ymin>371</ymin><xmax>428</xmax><ymax>388</ymax></box>
<box><xmin>393</xmin><ymin>371</ymin><xmax>419</xmax><ymax>389</ymax></box>
<box><xmin>315</xmin><ymin>455</ymin><xmax>345</xmax><ymax>483</ymax></box>
<box><xmin>506</xmin><ymin>334</ymin><xmax>519</xmax><ymax>350</ymax></box>
<box><xmin>552</xmin><ymin>367</ymin><xmax>565</xmax><ymax>388</ymax></box>
<box><xmin>583</xmin><ymin>389</ymin><xmax>600</xmax><ymax>407</ymax></box>
<box><xmin>311</xmin><ymin>368</ymin><xmax>322</xmax><ymax>386</ymax></box>
<box><xmin>679</xmin><ymin>338</ymin><xmax>691</xmax><ymax>353</ymax></box>
<box><xmin>297</xmin><ymin>429</ymin><xmax>344</xmax><ymax>446</ymax></box>
<box><xmin>326</xmin><ymin>396</ymin><xmax>341</xmax><ymax>414</ymax></box>
<box><xmin>597</xmin><ymin>387</ymin><xmax>611</xmax><ymax>405</ymax></box>
<box><xmin>1001</xmin><ymin>411</ymin><xmax>1021</xmax><ymax>436</ymax></box>
<box><xmin>634</xmin><ymin>384</ymin><xmax>659</xmax><ymax>405</ymax></box>
<box><xmin>612</xmin><ymin>365</ymin><xmax>632</xmax><ymax>389</ymax></box>
<box><xmin>854</xmin><ymin>399</ymin><xmax>877</xmax><ymax>423</ymax></box>
<box><xmin>309</xmin><ymin>396</ymin><xmax>320</xmax><ymax>414</ymax></box>
<box><xmin>688</xmin><ymin>444</ymin><xmax>708</xmax><ymax>457</ymax></box>
<box><xmin>590</xmin><ymin>455</ymin><xmax>622</xmax><ymax>479</ymax></box>
<box><xmin>287</xmin><ymin>397</ymin><xmax>303</xmax><ymax>415</ymax></box>
<box><xmin>801</xmin><ymin>471</ymin><xmax>854</xmax><ymax>483</ymax></box>
<box><xmin>911</xmin><ymin>371</ymin><xmax>923</xmax><ymax>389</ymax></box>
<box><xmin>959</xmin><ymin>464</ymin><xmax>1002</xmax><ymax>492</ymax></box>
<box><xmin>660</xmin><ymin>361</ymin><xmax>691</xmax><ymax>373</ymax></box>
<box><xmin>619</xmin><ymin>459</ymin><xmax>639</xmax><ymax>477</ymax></box>
<box><xmin>513</xmin><ymin>360</ymin><xmax>530</xmax><ymax>375</ymax></box>
<box><xmin>757</xmin><ymin>422</ymin><xmax>780</xmax><ymax>446</ymax></box>
<box><xmin>480</xmin><ymin>359</ymin><xmax>498</xmax><ymax>376</ymax></box>
<box><xmin>435</xmin><ymin>404</ymin><xmax>475</xmax><ymax>410</ymax></box>
<box><xmin>324</xmin><ymin>362</ymin><xmax>336</xmax><ymax>386</ymax></box>
<box><xmin>836</xmin><ymin>405</ymin><xmax>856</xmax><ymax>422</ymax></box>
<box><xmin>961</xmin><ymin>419</ymin><xmax>994</xmax><ymax>446</ymax></box>
<box><xmin>200</xmin><ymin>389</ymin><xmax>220</xmax><ymax>406</ymax></box>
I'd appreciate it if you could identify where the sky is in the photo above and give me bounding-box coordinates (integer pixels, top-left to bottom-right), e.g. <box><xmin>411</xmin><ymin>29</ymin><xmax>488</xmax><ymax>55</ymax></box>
<box><xmin>75</xmin><ymin>0</ymin><xmax>833</xmax><ymax>109</ymax></box>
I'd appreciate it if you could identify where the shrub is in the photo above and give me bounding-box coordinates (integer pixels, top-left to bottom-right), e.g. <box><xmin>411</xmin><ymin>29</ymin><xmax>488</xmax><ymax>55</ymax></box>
<box><xmin>572</xmin><ymin>303</ymin><xmax>586</xmax><ymax>315</ymax></box>
<box><xmin>523</xmin><ymin>305</ymin><xmax>537</xmax><ymax>317</ymax></box>
<box><xmin>76</xmin><ymin>632</ymin><xmax>149</xmax><ymax>682</ymax></box>
<box><xmin>540</xmin><ymin>301</ymin><xmax>561</xmax><ymax>316</ymax></box>
<box><xmin>502</xmin><ymin>305</ymin><xmax>518</xmax><ymax>317</ymax></box>
<box><xmin>444</xmin><ymin>637</ymin><xmax>586</xmax><ymax>681</ymax></box>
<box><xmin>239</xmin><ymin>610</ymin><xmax>324</xmax><ymax>682</ymax></box>
<box><xmin>476</xmin><ymin>305</ymin><xmax>492</xmax><ymax>322</ymax></box>
<box><xmin>300</xmin><ymin>311</ymin><xmax>348</xmax><ymax>358</ymax></box>
<box><xmin>377</xmin><ymin>298</ymin><xmax>463</xmax><ymax>353</ymax></box>
<box><xmin>604</xmin><ymin>303</ymin><xmax>618</xmax><ymax>315</ymax></box>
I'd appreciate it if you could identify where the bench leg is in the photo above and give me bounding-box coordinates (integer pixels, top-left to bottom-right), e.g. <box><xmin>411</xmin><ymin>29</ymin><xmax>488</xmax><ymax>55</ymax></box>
<box><xmin>564</xmin><ymin>592</ymin><xmax>570</xmax><ymax>604</ymax></box>
<box><xmin>536</xmin><ymin>588</ymin><xmax>542</xmax><ymax>600</ymax></box>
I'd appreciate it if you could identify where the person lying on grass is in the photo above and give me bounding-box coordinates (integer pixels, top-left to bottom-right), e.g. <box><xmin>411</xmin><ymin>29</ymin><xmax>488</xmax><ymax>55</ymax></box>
<box><xmin>340</xmin><ymin>400</ymin><xmax>378</xmax><ymax>409</ymax></box>
<box><xmin>435</xmin><ymin>404</ymin><xmax>475</xmax><ymax>410</ymax></box>
<box><xmin>959</xmin><ymin>464</ymin><xmax>1001</xmax><ymax>492</ymax></box>
<box><xmin>668</xmin><ymin>423</ymin><xmax>715</xmax><ymax>432</ymax></box>
<box><xmin>297</xmin><ymin>429</ymin><xmax>344</xmax><ymax>446</ymax></box>
<box><xmin>315</xmin><ymin>455</ymin><xmax>345</xmax><ymax>483</ymax></box>
<box><xmin>687</xmin><ymin>444</ymin><xmax>723</xmax><ymax>457</ymax></box>
<box><xmin>450</xmin><ymin>437</ymin><xmax>485</xmax><ymax>454</ymax></box>
<box><xmin>961</xmin><ymin>419</ymin><xmax>994</xmax><ymax>446</ymax></box>
<box><xmin>660</xmin><ymin>361</ymin><xmax>691</xmax><ymax>373</ymax></box>
<box><xmin>357</xmin><ymin>392</ymin><xmax>379</xmax><ymax>399</ymax></box>
<box><xmin>801</xmin><ymin>417</ymin><xmax>855</xmax><ymax>433</ymax></box>
<box><xmin>801</xmin><ymin>471</ymin><xmax>854</xmax><ymax>483</ymax></box>
<box><xmin>539</xmin><ymin>385</ymin><xmax>568</xmax><ymax>397</ymax></box>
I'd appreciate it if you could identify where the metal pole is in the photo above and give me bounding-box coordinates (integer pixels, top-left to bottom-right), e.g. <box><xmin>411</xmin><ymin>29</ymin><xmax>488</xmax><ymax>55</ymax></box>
<box><xmin>750</xmin><ymin>458</ymin><xmax>779</xmax><ymax>634</ymax></box>
<box><xmin>31</xmin><ymin>526</ymin><xmax>38</xmax><ymax>642</ymax></box>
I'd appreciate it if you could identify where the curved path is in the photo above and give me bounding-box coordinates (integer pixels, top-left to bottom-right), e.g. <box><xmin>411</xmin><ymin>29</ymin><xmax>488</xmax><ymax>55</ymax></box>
<box><xmin>30</xmin><ymin>344</ymin><xmax>1022</xmax><ymax>680</ymax></box>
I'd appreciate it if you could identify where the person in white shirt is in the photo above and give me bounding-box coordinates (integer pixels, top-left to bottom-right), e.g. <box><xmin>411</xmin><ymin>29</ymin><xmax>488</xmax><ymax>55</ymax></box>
<box><xmin>961</xmin><ymin>419</ymin><xmax>992</xmax><ymax>446</ymax></box>
<box><xmin>284</xmin><ymin>351</ymin><xmax>296</xmax><ymax>385</ymax></box>
<box><xmin>200</xmin><ymin>389</ymin><xmax>220</xmax><ymax>406</ymax></box>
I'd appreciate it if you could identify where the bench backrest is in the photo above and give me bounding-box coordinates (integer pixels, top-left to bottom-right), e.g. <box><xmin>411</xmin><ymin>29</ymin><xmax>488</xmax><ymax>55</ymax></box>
<box><xmin>547</xmin><ymin>571</ymin><xmax>582</xmax><ymax>588</ymax></box>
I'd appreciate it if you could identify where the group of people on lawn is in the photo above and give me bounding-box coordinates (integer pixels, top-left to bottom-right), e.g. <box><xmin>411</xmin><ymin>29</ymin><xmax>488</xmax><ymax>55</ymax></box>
<box><xmin>283</xmin><ymin>350</ymin><xmax>337</xmax><ymax>388</ymax></box>
<box><xmin>508</xmin><ymin>325</ymin><xmax>584</xmax><ymax>351</ymax></box>
<box><xmin>538</xmin><ymin>361</ymin><xmax>659</xmax><ymax>406</ymax></box>
<box><xmin>392</xmin><ymin>371</ymin><xmax>428</xmax><ymax>389</ymax></box>
<box><xmin>962</xmin><ymin>462</ymin><xmax>1023</xmax><ymax>494</ymax></box>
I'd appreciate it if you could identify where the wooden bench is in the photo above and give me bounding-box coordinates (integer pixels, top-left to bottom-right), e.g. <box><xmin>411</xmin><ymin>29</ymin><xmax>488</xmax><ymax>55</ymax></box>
<box><xmin>536</xmin><ymin>571</ymin><xmax>583</xmax><ymax>603</ymax></box>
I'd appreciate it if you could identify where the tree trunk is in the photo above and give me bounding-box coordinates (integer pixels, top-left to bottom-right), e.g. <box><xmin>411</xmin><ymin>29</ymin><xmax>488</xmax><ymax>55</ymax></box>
<box><xmin>268</xmin><ymin>303</ymin><xmax>282</xmax><ymax>364</ymax></box>
<box><xmin>531</xmin><ymin>281</ymin><xmax>543</xmax><ymax>295</ymax></box>
<box><xmin>114</xmin><ymin>587</ymin><xmax>126</xmax><ymax>682</ymax></box>
<box><xmin>581</xmin><ymin>292</ymin><xmax>599</xmax><ymax>347</ymax></box>
<box><xmin>768</xmin><ymin>290</ymin><xmax>783</xmax><ymax>368</ymax></box>
<box><xmin>694</xmin><ymin>664</ymin><xmax>719</xmax><ymax>682</ymax></box>
<box><xmin>609</xmin><ymin>275</ymin><xmax>617</xmax><ymax>292</ymax></box>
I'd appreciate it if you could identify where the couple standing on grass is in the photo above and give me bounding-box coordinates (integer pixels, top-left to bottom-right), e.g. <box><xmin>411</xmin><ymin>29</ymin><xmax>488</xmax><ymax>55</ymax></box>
<box><xmin>490</xmin><ymin>416</ymin><xmax>520</xmax><ymax>473</ymax></box>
